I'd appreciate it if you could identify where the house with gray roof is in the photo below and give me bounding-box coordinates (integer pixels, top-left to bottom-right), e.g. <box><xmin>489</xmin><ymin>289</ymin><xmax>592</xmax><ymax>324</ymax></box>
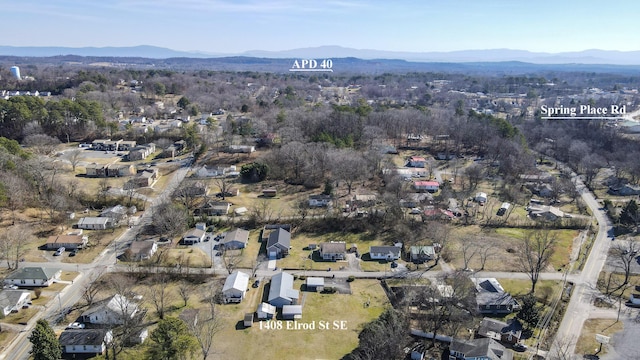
<box><xmin>182</xmin><ymin>228</ymin><xmax>206</xmax><ymax>245</ymax></box>
<box><xmin>369</xmin><ymin>245</ymin><xmax>401</xmax><ymax>261</ymax></box>
<box><xmin>77</xmin><ymin>217</ymin><xmax>112</xmax><ymax>230</ymax></box>
<box><xmin>449</xmin><ymin>337</ymin><xmax>512</xmax><ymax>360</ymax></box>
<box><xmin>4</xmin><ymin>267</ymin><xmax>61</xmax><ymax>287</ymax></box>
<box><xmin>266</xmin><ymin>228</ymin><xmax>291</xmax><ymax>259</ymax></box>
<box><xmin>222</xmin><ymin>228</ymin><xmax>250</xmax><ymax>249</ymax></box>
<box><xmin>268</xmin><ymin>272</ymin><xmax>299</xmax><ymax>308</ymax></box>
<box><xmin>475</xmin><ymin>317</ymin><xmax>522</xmax><ymax>345</ymax></box>
<box><xmin>0</xmin><ymin>289</ymin><xmax>31</xmax><ymax>317</ymax></box>
<box><xmin>80</xmin><ymin>294</ymin><xmax>139</xmax><ymax>325</ymax></box>
<box><xmin>474</xmin><ymin>278</ymin><xmax>520</xmax><ymax>315</ymax></box>
<box><xmin>319</xmin><ymin>242</ymin><xmax>346</xmax><ymax>261</ymax></box>
<box><xmin>59</xmin><ymin>329</ymin><xmax>113</xmax><ymax>356</ymax></box>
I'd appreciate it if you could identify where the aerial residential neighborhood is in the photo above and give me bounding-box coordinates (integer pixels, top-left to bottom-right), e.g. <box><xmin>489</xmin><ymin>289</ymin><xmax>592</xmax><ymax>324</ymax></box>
<box><xmin>1</xmin><ymin>3</ymin><xmax>640</xmax><ymax>360</ymax></box>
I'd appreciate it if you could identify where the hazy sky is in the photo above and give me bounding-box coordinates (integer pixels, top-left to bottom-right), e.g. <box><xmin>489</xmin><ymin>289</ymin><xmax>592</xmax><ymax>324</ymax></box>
<box><xmin>3</xmin><ymin>0</ymin><xmax>639</xmax><ymax>53</ymax></box>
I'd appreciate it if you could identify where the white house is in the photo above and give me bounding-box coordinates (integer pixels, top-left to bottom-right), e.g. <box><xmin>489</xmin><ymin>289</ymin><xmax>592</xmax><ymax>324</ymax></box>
<box><xmin>282</xmin><ymin>305</ymin><xmax>303</xmax><ymax>320</ymax></box>
<box><xmin>0</xmin><ymin>290</ymin><xmax>31</xmax><ymax>317</ymax></box>
<box><xmin>408</xmin><ymin>156</ymin><xmax>427</xmax><ymax>168</ymax></box>
<box><xmin>256</xmin><ymin>302</ymin><xmax>276</xmax><ymax>319</ymax></box>
<box><xmin>369</xmin><ymin>246</ymin><xmax>401</xmax><ymax>261</ymax></box>
<box><xmin>4</xmin><ymin>267</ymin><xmax>61</xmax><ymax>287</ymax></box>
<box><xmin>475</xmin><ymin>192</ymin><xmax>488</xmax><ymax>204</ymax></box>
<box><xmin>182</xmin><ymin>228</ymin><xmax>206</xmax><ymax>245</ymax></box>
<box><xmin>268</xmin><ymin>272</ymin><xmax>299</xmax><ymax>308</ymax></box>
<box><xmin>77</xmin><ymin>217</ymin><xmax>112</xmax><ymax>230</ymax></box>
<box><xmin>222</xmin><ymin>271</ymin><xmax>250</xmax><ymax>304</ymax></box>
<box><xmin>308</xmin><ymin>194</ymin><xmax>332</xmax><ymax>207</ymax></box>
<box><xmin>59</xmin><ymin>329</ymin><xmax>113</xmax><ymax>356</ymax></box>
<box><xmin>80</xmin><ymin>294</ymin><xmax>139</xmax><ymax>325</ymax></box>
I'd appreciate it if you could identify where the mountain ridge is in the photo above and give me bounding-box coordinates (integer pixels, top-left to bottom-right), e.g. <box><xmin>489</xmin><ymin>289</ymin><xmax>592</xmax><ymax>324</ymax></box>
<box><xmin>1</xmin><ymin>45</ymin><xmax>640</xmax><ymax>65</ymax></box>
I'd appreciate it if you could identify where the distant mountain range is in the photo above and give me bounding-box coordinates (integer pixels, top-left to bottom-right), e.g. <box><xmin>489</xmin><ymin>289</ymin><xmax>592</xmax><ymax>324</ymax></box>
<box><xmin>1</xmin><ymin>45</ymin><xmax>640</xmax><ymax>65</ymax></box>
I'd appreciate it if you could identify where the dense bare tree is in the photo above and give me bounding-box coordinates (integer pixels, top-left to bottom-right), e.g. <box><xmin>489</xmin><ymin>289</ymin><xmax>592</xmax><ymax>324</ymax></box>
<box><xmin>221</xmin><ymin>250</ymin><xmax>241</xmax><ymax>275</ymax></box>
<box><xmin>183</xmin><ymin>282</ymin><xmax>223</xmax><ymax>360</ymax></box>
<box><xmin>177</xmin><ymin>281</ymin><xmax>192</xmax><ymax>308</ymax></box>
<box><xmin>66</xmin><ymin>149</ymin><xmax>84</xmax><ymax>172</ymax></box>
<box><xmin>518</xmin><ymin>229</ymin><xmax>557</xmax><ymax>294</ymax></box>
<box><xmin>459</xmin><ymin>236</ymin><xmax>479</xmax><ymax>271</ymax></box>
<box><xmin>151</xmin><ymin>201</ymin><xmax>189</xmax><ymax>238</ymax></box>
<box><xmin>412</xmin><ymin>271</ymin><xmax>476</xmax><ymax>345</ymax></box>
<box><xmin>0</xmin><ymin>225</ymin><xmax>28</xmax><ymax>270</ymax></box>
<box><xmin>148</xmin><ymin>272</ymin><xmax>174</xmax><ymax>320</ymax></box>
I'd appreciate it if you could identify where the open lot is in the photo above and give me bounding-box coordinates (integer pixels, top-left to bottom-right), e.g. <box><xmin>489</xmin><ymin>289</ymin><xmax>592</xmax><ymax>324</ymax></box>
<box><xmin>214</xmin><ymin>279</ymin><xmax>389</xmax><ymax>360</ymax></box>
<box><xmin>446</xmin><ymin>227</ymin><xmax>579</xmax><ymax>272</ymax></box>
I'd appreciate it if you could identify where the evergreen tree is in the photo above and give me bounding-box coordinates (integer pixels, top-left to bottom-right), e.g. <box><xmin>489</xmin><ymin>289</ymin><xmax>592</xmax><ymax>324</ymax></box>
<box><xmin>517</xmin><ymin>294</ymin><xmax>541</xmax><ymax>328</ymax></box>
<box><xmin>620</xmin><ymin>200</ymin><xmax>639</xmax><ymax>227</ymax></box>
<box><xmin>29</xmin><ymin>319</ymin><xmax>61</xmax><ymax>360</ymax></box>
<box><xmin>147</xmin><ymin>317</ymin><xmax>197</xmax><ymax>360</ymax></box>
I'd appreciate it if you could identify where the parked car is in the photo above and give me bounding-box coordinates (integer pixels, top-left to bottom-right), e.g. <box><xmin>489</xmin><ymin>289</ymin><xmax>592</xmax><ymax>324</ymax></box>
<box><xmin>512</xmin><ymin>343</ymin><xmax>528</xmax><ymax>352</ymax></box>
<box><xmin>54</xmin><ymin>247</ymin><xmax>65</xmax><ymax>256</ymax></box>
<box><xmin>252</xmin><ymin>280</ymin><xmax>260</xmax><ymax>288</ymax></box>
<box><xmin>390</xmin><ymin>261</ymin><xmax>398</xmax><ymax>268</ymax></box>
<box><xmin>69</xmin><ymin>249</ymin><xmax>78</xmax><ymax>257</ymax></box>
<box><xmin>67</xmin><ymin>322</ymin><xmax>85</xmax><ymax>330</ymax></box>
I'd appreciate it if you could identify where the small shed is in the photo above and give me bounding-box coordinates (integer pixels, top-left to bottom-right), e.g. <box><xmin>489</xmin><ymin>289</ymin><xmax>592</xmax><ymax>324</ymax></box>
<box><xmin>306</xmin><ymin>277</ymin><xmax>325</xmax><ymax>292</ymax></box>
<box><xmin>282</xmin><ymin>305</ymin><xmax>302</xmax><ymax>320</ymax></box>
<box><xmin>263</xmin><ymin>189</ymin><xmax>277</xmax><ymax>198</ymax></box>
<box><xmin>256</xmin><ymin>302</ymin><xmax>276</xmax><ymax>319</ymax></box>
<box><xmin>244</xmin><ymin>313</ymin><xmax>254</xmax><ymax>327</ymax></box>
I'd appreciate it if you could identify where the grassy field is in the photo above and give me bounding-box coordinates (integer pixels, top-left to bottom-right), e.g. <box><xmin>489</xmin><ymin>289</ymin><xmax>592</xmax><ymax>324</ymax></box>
<box><xmin>498</xmin><ymin>279</ymin><xmax>562</xmax><ymax>303</ymax></box>
<box><xmin>276</xmin><ymin>232</ymin><xmax>388</xmax><ymax>271</ymax></box>
<box><xmin>163</xmin><ymin>247</ymin><xmax>212</xmax><ymax>268</ymax></box>
<box><xmin>575</xmin><ymin>319</ymin><xmax>623</xmax><ymax>357</ymax></box>
<box><xmin>444</xmin><ymin>227</ymin><xmax>578</xmax><ymax>272</ymax></box>
<box><xmin>214</xmin><ymin>279</ymin><xmax>389</xmax><ymax>360</ymax></box>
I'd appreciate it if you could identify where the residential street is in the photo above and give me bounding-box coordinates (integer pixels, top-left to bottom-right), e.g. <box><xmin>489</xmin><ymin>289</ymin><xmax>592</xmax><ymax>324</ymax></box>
<box><xmin>0</xmin><ymin>165</ymin><xmax>191</xmax><ymax>360</ymax></box>
<box><xmin>0</xmin><ymin>161</ymin><xmax>615</xmax><ymax>360</ymax></box>
<box><xmin>548</xmin><ymin>173</ymin><xmax>614</xmax><ymax>359</ymax></box>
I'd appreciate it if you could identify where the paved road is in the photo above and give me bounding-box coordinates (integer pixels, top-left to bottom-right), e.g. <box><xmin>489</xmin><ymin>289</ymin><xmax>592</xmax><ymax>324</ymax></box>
<box><xmin>548</xmin><ymin>174</ymin><xmax>613</xmax><ymax>359</ymax></box>
<box><xmin>0</xmin><ymin>165</ymin><xmax>191</xmax><ymax>360</ymax></box>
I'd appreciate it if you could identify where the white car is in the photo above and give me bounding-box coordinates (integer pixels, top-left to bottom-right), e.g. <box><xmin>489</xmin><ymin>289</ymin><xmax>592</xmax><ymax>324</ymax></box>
<box><xmin>54</xmin><ymin>247</ymin><xmax>65</xmax><ymax>256</ymax></box>
<box><xmin>67</xmin><ymin>322</ymin><xmax>85</xmax><ymax>329</ymax></box>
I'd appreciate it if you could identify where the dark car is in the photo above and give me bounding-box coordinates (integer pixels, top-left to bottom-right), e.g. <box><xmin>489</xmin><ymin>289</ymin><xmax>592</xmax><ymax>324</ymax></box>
<box><xmin>252</xmin><ymin>280</ymin><xmax>260</xmax><ymax>288</ymax></box>
<box><xmin>390</xmin><ymin>261</ymin><xmax>398</xmax><ymax>268</ymax></box>
<box><xmin>512</xmin><ymin>343</ymin><xmax>528</xmax><ymax>352</ymax></box>
<box><xmin>69</xmin><ymin>249</ymin><xmax>78</xmax><ymax>257</ymax></box>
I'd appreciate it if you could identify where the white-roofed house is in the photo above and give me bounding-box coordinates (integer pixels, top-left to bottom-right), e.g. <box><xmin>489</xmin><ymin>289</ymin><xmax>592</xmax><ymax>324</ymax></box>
<box><xmin>256</xmin><ymin>302</ymin><xmax>276</xmax><ymax>320</ymax></box>
<box><xmin>222</xmin><ymin>271</ymin><xmax>250</xmax><ymax>304</ymax></box>
<box><xmin>77</xmin><ymin>217</ymin><xmax>112</xmax><ymax>230</ymax></box>
<box><xmin>80</xmin><ymin>294</ymin><xmax>139</xmax><ymax>325</ymax></box>
<box><xmin>369</xmin><ymin>245</ymin><xmax>401</xmax><ymax>261</ymax></box>
<box><xmin>268</xmin><ymin>272</ymin><xmax>299</xmax><ymax>308</ymax></box>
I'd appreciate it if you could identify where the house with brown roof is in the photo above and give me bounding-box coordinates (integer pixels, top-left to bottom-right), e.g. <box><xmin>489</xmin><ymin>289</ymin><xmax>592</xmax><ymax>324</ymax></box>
<box><xmin>44</xmin><ymin>234</ymin><xmax>88</xmax><ymax>250</ymax></box>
